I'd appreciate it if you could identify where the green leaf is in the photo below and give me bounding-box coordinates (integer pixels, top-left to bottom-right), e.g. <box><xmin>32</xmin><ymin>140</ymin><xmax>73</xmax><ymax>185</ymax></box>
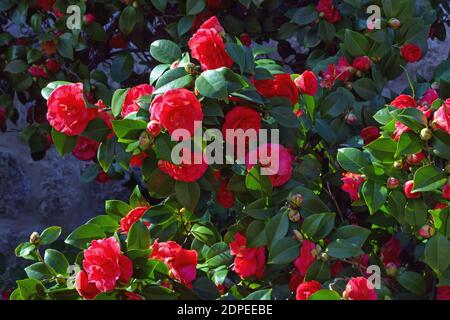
<box><xmin>147</xmin><ymin>169</ymin><xmax>175</xmax><ymax>198</ymax></box>
<box><xmin>265</xmin><ymin>210</ymin><xmax>289</xmax><ymax>248</ymax></box>
<box><xmin>150</xmin><ymin>40</ymin><xmax>182</xmax><ymax>64</ymax></box>
<box><xmin>353</xmin><ymin>78</ymin><xmax>378</xmax><ymax>100</ymax></box>
<box><xmin>51</xmin><ymin>128</ymin><xmax>77</xmax><ymax>156</ymax></box>
<box><xmin>186</xmin><ymin>0</ymin><xmax>205</xmax><ymax>15</ymax></box>
<box><xmin>195</xmin><ymin>68</ymin><xmax>245</xmax><ymax>101</ymax></box>
<box><xmin>177</xmin><ymin>16</ymin><xmax>194</xmax><ymax>36</ymax></box>
<box><xmin>432</xmin><ymin>130</ymin><xmax>450</xmax><ymax>160</ymax></box>
<box><xmin>395</xmin><ymin>132</ymin><xmax>424</xmax><ymax>157</ymax></box>
<box><xmin>151</xmin><ymin>0</ymin><xmax>167</xmax><ymax>12</ymax></box>
<box><xmin>301</xmin><ymin>212</ymin><xmax>335</xmax><ymax>240</ymax></box>
<box><xmin>17</xmin><ymin>279</ymin><xmax>46</xmax><ymax>300</ymax></box>
<box><xmin>4</xmin><ymin>59</ymin><xmax>28</xmax><ymax>73</ymax></box>
<box><xmin>204</xmin><ymin>242</ymin><xmax>233</xmax><ymax>268</ymax></box>
<box><xmin>305</xmin><ymin>260</ymin><xmax>331</xmax><ymax>282</ymax></box>
<box><xmin>153</xmin><ymin>67</ymin><xmax>193</xmax><ymax>94</ymax></box>
<box><xmin>243</xmin><ymin>289</ymin><xmax>272</xmax><ymax>300</ymax></box>
<box><xmin>57</xmin><ymin>33</ymin><xmax>73</xmax><ymax>60</ymax></box>
<box><xmin>326</xmin><ymin>239</ymin><xmax>364</xmax><ymax>259</ymax></box>
<box><xmin>65</xmin><ymin>224</ymin><xmax>106</xmax><ymax>249</ymax></box>
<box><xmin>270</xmin><ymin>107</ymin><xmax>299</xmax><ymax>128</ymax></box>
<box><xmin>40</xmin><ymin>226</ymin><xmax>62</xmax><ymax>245</ymax></box>
<box><xmin>175</xmin><ymin>181</ymin><xmax>200</xmax><ymax>212</ymax></box>
<box><xmin>397</xmin><ymin>271</ymin><xmax>426</xmax><ymax>296</ymax></box>
<box><xmin>81</xmin><ymin>119</ymin><xmax>111</xmax><ymax>142</ymax></box>
<box><xmin>423</xmin><ymin>234</ymin><xmax>450</xmax><ymax>276</ymax></box>
<box><xmin>390</xmin><ymin>108</ymin><xmax>427</xmax><ymax>132</ymax></box>
<box><xmin>41</xmin><ymin>81</ymin><xmax>71</xmax><ymax>100</ymax></box>
<box><xmin>246</xmin><ymin>166</ymin><xmax>273</xmax><ymax>196</ymax></box>
<box><xmin>362</xmin><ymin>181</ymin><xmax>388</xmax><ymax>214</ymax></box>
<box><xmin>331</xmin><ymin>225</ymin><xmax>370</xmax><ymax>248</ymax></box>
<box><xmin>344</xmin><ymin>29</ymin><xmax>370</xmax><ymax>57</ymax></box>
<box><xmin>413</xmin><ymin>165</ymin><xmax>447</xmax><ymax>192</ymax></box>
<box><xmin>25</xmin><ymin>262</ymin><xmax>54</xmax><ymax>280</ymax></box>
<box><xmin>143</xmin><ymin>204</ymin><xmax>176</xmax><ymax>225</ymax></box>
<box><xmin>15</xmin><ymin>243</ymin><xmax>37</xmax><ymax>261</ymax></box>
<box><xmin>308</xmin><ymin>289</ymin><xmax>340</xmax><ymax>300</ymax></box>
<box><xmin>246</xmin><ymin>220</ymin><xmax>267</xmax><ymax>248</ymax></box>
<box><xmin>119</xmin><ymin>6</ymin><xmax>137</xmax><ymax>35</ymax></box>
<box><xmin>112</xmin><ymin>119</ymin><xmax>147</xmax><ymax>139</ymax></box>
<box><xmin>105</xmin><ymin>200</ymin><xmax>131</xmax><ymax>221</ymax></box>
<box><xmin>337</xmin><ymin>148</ymin><xmax>371</xmax><ymax>173</ymax></box>
<box><xmin>191</xmin><ymin>222</ymin><xmax>220</xmax><ymax>246</ymax></box>
<box><xmin>268</xmin><ymin>237</ymin><xmax>300</xmax><ymax>265</ymax></box>
<box><xmin>111</xmin><ymin>53</ymin><xmax>134</xmax><ymax>83</ymax></box>
<box><xmin>44</xmin><ymin>249</ymin><xmax>69</xmax><ymax>275</ymax></box>
<box><xmin>291</xmin><ymin>5</ymin><xmax>318</xmax><ymax>26</ymax></box>
<box><xmin>97</xmin><ymin>139</ymin><xmax>114</xmax><ymax>173</ymax></box>
<box><xmin>127</xmin><ymin>221</ymin><xmax>151</xmax><ymax>250</ymax></box>
<box><xmin>111</xmin><ymin>88</ymin><xmax>129</xmax><ymax>117</ymax></box>
<box><xmin>150</xmin><ymin>64</ymin><xmax>170</xmax><ymax>85</ymax></box>
<box><xmin>365</xmin><ymin>137</ymin><xmax>397</xmax><ymax>162</ymax></box>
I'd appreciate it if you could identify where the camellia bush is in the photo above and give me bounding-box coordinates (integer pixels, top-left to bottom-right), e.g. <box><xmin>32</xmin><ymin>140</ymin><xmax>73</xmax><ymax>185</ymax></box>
<box><xmin>4</xmin><ymin>1</ymin><xmax>450</xmax><ymax>301</ymax></box>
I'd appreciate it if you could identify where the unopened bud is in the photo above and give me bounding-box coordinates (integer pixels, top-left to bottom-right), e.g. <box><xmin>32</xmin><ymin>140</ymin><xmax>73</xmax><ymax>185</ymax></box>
<box><xmin>387</xmin><ymin>177</ymin><xmax>399</xmax><ymax>189</ymax></box>
<box><xmin>345</xmin><ymin>82</ymin><xmax>353</xmax><ymax>90</ymax></box>
<box><xmin>388</xmin><ymin>18</ymin><xmax>401</xmax><ymax>29</ymax></box>
<box><xmin>29</xmin><ymin>232</ymin><xmax>41</xmax><ymax>245</ymax></box>
<box><xmin>139</xmin><ymin>131</ymin><xmax>152</xmax><ymax>149</ymax></box>
<box><xmin>385</xmin><ymin>262</ymin><xmax>398</xmax><ymax>278</ymax></box>
<box><xmin>179</xmin><ymin>208</ymin><xmax>187</xmax><ymax>215</ymax></box>
<box><xmin>420</xmin><ymin>128</ymin><xmax>433</xmax><ymax>141</ymax></box>
<box><xmin>355</xmin><ymin>70</ymin><xmax>363</xmax><ymax>78</ymax></box>
<box><xmin>418</xmin><ymin>224</ymin><xmax>435</xmax><ymax>239</ymax></box>
<box><xmin>184</xmin><ymin>63</ymin><xmax>195</xmax><ymax>75</ymax></box>
<box><xmin>345</xmin><ymin>113</ymin><xmax>357</xmax><ymax>125</ymax></box>
<box><xmin>320</xmin><ymin>252</ymin><xmax>329</xmax><ymax>262</ymax></box>
<box><xmin>56</xmin><ymin>274</ymin><xmax>66</xmax><ymax>285</ymax></box>
<box><xmin>290</xmin><ymin>194</ymin><xmax>304</xmax><ymax>208</ymax></box>
<box><xmin>146</xmin><ymin>120</ymin><xmax>161</xmax><ymax>138</ymax></box>
<box><xmin>293</xmin><ymin>229</ymin><xmax>303</xmax><ymax>241</ymax></box>
<box><xmin>394</xmin><ymin>160</ymin><xmax>403</xmax><ymax>170</ymax></box>
<box><xmin>170</xmin><ymin>60</ymin><xmax>180</xmax><ymax>69</ymax></box>
<box><xmin>288</xmin><ymin>209</ymin><xmax>300</xmax><ymax>223</ymax></box>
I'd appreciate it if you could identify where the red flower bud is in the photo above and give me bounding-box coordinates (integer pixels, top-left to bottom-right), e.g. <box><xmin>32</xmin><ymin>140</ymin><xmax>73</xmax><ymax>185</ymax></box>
<box><xmin>403</xmin><ymin>180</ymin><xmax>421</xmax><ymax>199</ymax></box>
<box><xmin>345</xmin><ymin>113</ymin><xmax>357</xmax><ymax>125</ymax></box>
<box><xmin>352</xmin><ymin>56</ymin><xmax>371</xmax><ymax>71</ymax></box>
<box><xmin>83</xmin><ymin>14</ymin><xmax>96</xmax><ymax>25</ymax></box>
<box><xmin>146</xmin><ymin>120</ymin><xmax>162</xmax><ymax>137</ymax></box>
<box><xmin>387</xmin><ymin>177</ymin><xmax>399</xmax><ymax>189</ymax></box>
<box><xmin>406</xmin><ymin>152</ymin><xmax>426</xmax><ymax>166</ymax></box>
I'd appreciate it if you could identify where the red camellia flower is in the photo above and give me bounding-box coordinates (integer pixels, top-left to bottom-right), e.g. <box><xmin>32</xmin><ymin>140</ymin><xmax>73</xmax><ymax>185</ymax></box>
<box><xmin>158</xmin><ymin>154</ymin><xmax>208</xmax><ymax>183</ymax></box>
<box><xmin>341</xmin><ymin>172</ymin><xmax>365</xmax><ymax>201</ymax></box>
<box><xmin>432</xmin><ymin>99</ymin><xmax>450</xmax><ymax>134</ymax></box>
<box><xmin>393</xmin><ymin>121</ymin><xmax>410</xmax><ymax>141</ymax></box>
<box><xmin>442</xmin><ymin>184</ymin><xmax>450</xmax><ymax>200</ymax></box>
<box><xmin>360</xmin><ymin>126</ymin><xmax>380</xmax><ymax>145</ymax></box>
<box><xmin>254</xmin><ymin>74</ymin><xmax>299</xmax><ymax>106</ymax></box>
<box><xmin>336</xmin><ymin>57</ymin><xmax>352</xmax><ymax>81</ymax></box>
<box><xmin>75</xmin><ymin>237</ymin><xmax>133</xmax><ymax>299</ymax></box>
<box><xmin>130</xmin><ymin>152</ymin><xmax>147</xmax><ymax>167</ymax></box>
<box><xmin>121</xmin><ymin>84</ymin><xmax>154</xmax><ymax>117</ymax></box>
<box><xmin>229</xmin><ymin>232</ymin><xmax>266</xmax><ymax>279</ymax></box>
<box><xmin>343</xmin><ymin>277</ymin><xmax>377</xmax><ymax>300</ymax></box>
<box><xmin>316</xmin><ymin>0</ymin><xmax>341</xmax><ymax>24</ymax></box>
<box><xmin>437</xmin><ymin>286</ymin><xmax>450</xmax><ymax>300</ymax></box>
<box><xmin>245</xmin><ymin>143</ymin><xmax>293</xmax><ymax>187</ymax></box>
<box><xmin>380</xmin><ymin>237</ymin><xmax>402</xmax><ymax>267</ymax></box>
<box><xmin>72</xmin><ymin>136</ymin><xmax>100</xmax><ymax>161</ymax></box>
<box><xmin>28</xmin><ymin>65</ymin><xmax>49</xmax><ymax>79</ymax></box>
<box><xmin>188</xmin><ymin>24</ymin><xmax>233</xmax><ymax>71</ymax></box>
<box><xmin>95</xmin><ymin>171</ymin><xmax>111</xmax><ymax>183</ymax></box>
<box><xmin>198</xmin><ymin>16</ymin><xmax>224</xmax><ymax>34</ymax></box>
<box><xmin>289</xmin><ymin>271</ymin><xmax>304</xmax><ymax>292</ymax></box>
<box><xmin>294</xmin><ymin>240</ymin><xmax>316</xmax><ymax>276</ymax></box>
<box><xmin>45</xmin><ymin>59</ymin><xmax>60</xmax><ymax>73</ymax></box>
<box><xmin>401</xmin><ymin>43</ymin><xmax>423</xmax><ymax>63</ymax></box>
<box><xmin>150</xmin><ymin>240</ymin><xmax>198</xmax><ymax>287</ymax></box>
<box><xmin>296</xmin><ymin>280</ymin><xmax>322</xmax><ymax>300</ymax></box>
<box><xmin>352</xmin><ymin>56</ymin><xmax>371</xmax><ymax>71</ymax></box>
<box><xmin>239</xmin><ymin>33</ymin><xmax>252</xmax><ymax>47</ymax></box>
<box><xmin>150</xmin><ymin>88</ymin><xmax>203</xmax><ymax>136</ymax></box>
<box><xmin>222</xmin><ymin>106</ymin><xmax>261</xmax><ymax>143</ymax></box>
<box><xmin>390</xmin><ymin>94</ymin><xmax>417</xmax><ymax>109</ymax></box>
<box><xmin>83</xmin><ymin>14</ymin><xmax>95</xmax><ymax>25</ymax></box>
<box><xmin>419</xmin><ymin>89</ymin><xmax>439</xmax><ymax>107</ymax></box>
<box><xmin>294</xmin><ymin>71</ymin><xmax>318</xmax><ymax>96</ymax></box>
<box><xmin>119</xmin><ymin>206</ymin><xmax>150</xmax><ymax>234</ymax></box>
<box><xmin>403</xmin><ymin>180</ymin><xmax>422</xmax><ymax>199</ymax></box>
<box><xmin>216</xmin><ymin>181</ymin><xmax>235</xmax><ymax>208</ymax></box>
<box><xmin>109</xmin><ymin>33</ymin><xmax>128</xmax><ymax>49</ymax></box>
<box><xmin>406</xmin><ymin>152</ymin><xmax>426</xmax><ymax>165</ymax></box>
<box><xmin>47</xmin><ymin>83</ymin><xmax>98</xmax><ymax>136</ymax></box>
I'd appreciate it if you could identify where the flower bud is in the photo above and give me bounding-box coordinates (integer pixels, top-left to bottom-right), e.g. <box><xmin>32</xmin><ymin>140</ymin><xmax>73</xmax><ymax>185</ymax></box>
<box><xmin>388</xmin><ymin>18</ymin><xmax>401</xmax><ymax>29</ymax></box>
<box><xmin>345</xmin><ymin>113</ymin><xmax>357</xmax><ymax>125</ymax></box>
<box><xmin>179</xmin><ymin>208</ymin><xmax>187</xmax><ymax>215</ymax></box>
<box><xmin>293</xmin><ymin>229</ymin><xmax>303</xmax><ymax>241</ymax></box>
<box><xmin>83</xmin><ymin>14</ymin><xmax>95</xmax><ymax>25</ymax></box>
<box><xmin>385</xmin><ymin>262</ymin><xmax>398</xmax><ymax>278</ymax></box>
<box><xmin>56</xmin><ymin>274</ymin><xmax>66</xmax><ymax>285</ymax></box>
<box><xmin>29</xmin><ymin>232</ymin><xmax>41</xmax><ymax>245</ymax></box>
<box><xmin>290</xmin><ymin>194</ymin><xmax>304</xmax><ymax>208</ymax></box>
<box><xmin>146</xmin><ymin>120</ymin><xmax>162</xmax><ymax>138</ymax></box>
<box><xmin>387</xmin><ymin>177</ymin><xmax>399</xmax><ymax>189</ymax></box>
<box><xmin>184</xmin><ymin>63</ymin><xmax>196</xmax><ymax>75</ymax></box>
<box><xmin>288</xmin><ymin>209</ymin><xmax>300</xmax><ymax>222</ymax></box>
<box><xmin>318</xmin><ymin>12</ymin><xmax>325</xmax><ymax>18</ymax></box>
<box><xmin>393</xmin><ymin>160</ymin><xmax>403</xmax><ymax>170</ymax></box>
<box><xmin>139</xmin><ymin>131</ymin><xmax>152</xmax><ymax>149</ymax></box>
<box><xmin>420</xmin><ymin>128</ymin><xmax>433</xmax><ymax>141</ymax></box>
<box><xmin>170</xmin><ymin>60</ymin><xmax>180</xmax><ymax>69</ymax></box>
<box><xmin>320</xmin><ymin>252</ymin><xmax>329</xmax><ymax>262</ymax></box>
<box><xmin>345</xmin><ymin>82</ymin><xmax>353</xmax><ymax>90</ymax></box>
<box><xmin>418</xmin><ymin>224</ymin><xmax>435</xmax><ymax>239</ymax></box>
